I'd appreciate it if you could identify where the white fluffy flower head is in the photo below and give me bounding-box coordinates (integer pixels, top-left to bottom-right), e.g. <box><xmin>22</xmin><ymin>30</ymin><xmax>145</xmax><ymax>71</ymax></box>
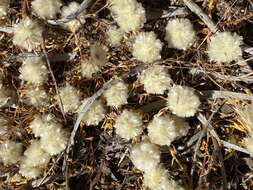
<box><xmin>0</xmin><ymin>0</ymin><xmax>9</xmax><ymax>18</ymax></box>
<box><xmin>23</xmin><ymin>87</ymin><xmax>48</xmax><ymax>107</ymax></box>
<box><xmin>110</xmin><ymin>0</ymin><xmax>146</xmax><ymax>32</ymax></box>
<box><xmin>13</xmin><ymin>17</ymin><xmax>43</xmax><ymax>51</ymax></box>
<box><xmin>133</xmin><ymin>32</ymin><xmax>162</xmax><ymax>63</ymax></box>
<box><xmin>143</xmin><ymin>165</ymin><xmax>170</xmax><ymax>190</ymax></box>
<box><xmin>40</xmin><ymin>124</ymin><xmax>69</xmax><ymax>155</ymax></box>
<box><xmin>0</xmin><ymin>141</ymin><xmax>23</xmax><ymax>165</ymax></box>
<box><xmin>32</xmin><ymin>0</ymin><xmax>62</xmax><ymax>19</ymax></box>
<box><xmin>29</xmin><ymin>114</ymin><xmax>69</xmax><ymax>156</ymax></box>
<box><xmin>107</xmin><ymin>26</ymin><xmax>124</xmax><ymax>46</ymax></box>
<box><xmin>207</xmin><ymin>32</ymin><xmax>243</xmax><ymax>63</ymax></box>
<box><xmin>148</xmin><ymin>114</ymin><xmax>189</xmax><ymax>146</ymax></box>
<box><xmin>19</xmin><ymin>57</ymin><xmax>48</xmax><ymax>85</ymax></box>
<box><xmin>130</xmin><ymin>141</ymin><xmax>160</xmax><ymax>172</ymax></box>
<box><xmin>114</xmin><ymin>110</ymin><xmax>143</xmax><ymax>140</ymax></box>
<box><xmin>61</xmin><ymin>2</ymin><xmax>86</xmax><ymax>32</ymax></box>
<box><xmin>81</xmin><ymin>59</ymin><xmax>100</xmax><ymax>78</ymax></box>
<box><xmin>81</xmin><ymin>99</ymin><xmax>105</xmax><ymax>126</ymax></box>
<box><xmin>19</xmin><ymin>160</ymin><xmax>43</xmax><ymax>178</ymax></box>
<box><xmin>139</xmin><ymin>65</ymin><xmax>171</xmax><ymax>94</ymax></box>
<box><xmin>104</xmin><ymin>81</ymin><xmax>128</xmax><ymax>107</ymax></box>
<box><xmin>167</xmin><ymin>85</ymin><xmax>200</xmax><ymax>117</ymax></box>
<box><xmin>23</xmin><ymin>140</ymin><xmax>50</xmax><ymax>167</ymax></box>
<box><xmin>57</xmin><ymin>84</ymin><xmax>81</xmax><ymax>113</ymax></box>
<box><xmin>165</xmin><ymin>18</ymin><xmax>195</xmax><ymax>50</ymax></box>
<box><xmin>29</xmin><ymin>114</ymin><xmax>54</xmax><ymax>137</ymax></box>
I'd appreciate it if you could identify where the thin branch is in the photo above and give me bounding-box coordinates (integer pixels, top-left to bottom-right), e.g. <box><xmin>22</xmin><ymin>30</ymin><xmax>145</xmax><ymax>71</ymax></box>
<box><xmin>199</xmin><ymin>90</ymin><xmax>253</xmax><ymax>101</ymax></box>
<box><xmin>47</xmin><ymin>0</ymin><xmax>91</xmax><ymax>25</ymax></box>
<box><xmin>182</xmin><ymin>0</ymin><xmax>218</xmax><ymax>32</ymax></box>
<box><xmin>42</xmin><ymin>44</ymin><xmax>66</xmax><ymax>122</ymax></box>
<box><xmin>190</xmin><ymin>68</ymin><xmax>253</xmax><ymax>83</ymax></box>
<box><xmin>0</xmin><ymin>26</ymin><xmax>13</xmax><ymax>34</ymax></box>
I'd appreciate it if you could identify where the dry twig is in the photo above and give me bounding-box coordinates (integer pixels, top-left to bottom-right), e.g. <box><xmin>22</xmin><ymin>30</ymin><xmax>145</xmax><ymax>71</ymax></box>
<box><xmin>47</xmin><ymin>0</ymin><xmax>91</xmax><ymax>25</ymax></box>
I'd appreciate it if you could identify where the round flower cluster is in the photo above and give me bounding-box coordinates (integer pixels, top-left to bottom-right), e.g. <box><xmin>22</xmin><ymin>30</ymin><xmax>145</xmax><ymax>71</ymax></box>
<box><xmin>80</xmin><ymin>99</ymin><xmax>106</xmax><ymax>126</ymax></box>
<box><xmin>13</xmin><ymin>17</ymin><xmax>43</xmax><ymax>51</ymax></box>
<box><xmin>130</xmin><ymin>140</ymin><xmax>160</xmax><ymax>172</ymax></box>
<box><xmin>31</xmin><ymin>0</ymin><xmax>62</xmax><ymax>19</ymax></box>
<box><xmin>113</xmin><ymin>109</ymin><xmax>143</xmax><ymax>140</ymax></box>
<box><xmin>0</xmin><ymin>141</ymin><xmax>23</xmax><ymax>165</ymax></box>
<box><xmin>167</xmin><ymin>85</ymin><xmax>200</xmax><ymax>117</ymax></box>
<box><xmin>165</xmin><ymin>18</ymin><xmax>195</xmax><ymax>50</ymax></box>
<box><xmin>19</xmin><ymin>57</ymin><xmax>48</xmax><ymax>85</ymax></box>
<box><xmin>147</xmin><ymin>114</ymin><xmax>189</xmax><ymax>146</ymax></box>
<box><xmin>104</xmin><ymin>81</ymin><xmax>128</xmax><ymax>107</ymax></box>
<box><xmin>57</xmin><ymin>84</ymin><xmax>81</xmax><ymax>113</ymax></box>
<box><xmin>109</xmin><ymin>0</ymin><xmax>146</xmax><ymax>32</ymax></box>
<box><xmin>18</xmin><ymin>114</ymin><xmax>69</xmax><ymax>178</ymax></box>
<box><xmin>107</xmin><ymin>26</ymin><xmax>124</xmax><ymax>46</ymax></box>
<box><xmin>207</xmin><ymin>32</ymin><xmax>243</xmax><ymax>63</ymax></box>
<box><xmin>139</xmin><ymin>65</ymin><xmax>172</xmax><ymax>94</ymax></box>
<box><xmin>133</xmin><ymin>32</ymin><xmax>163</xmax><ymax>63</ymax></box>
<box><xmin>28</xmin><ymin>114</ymin><xmax>69</xmax><ymax>156</ymax></box>
<box><xmin>61</xmin><ymin>2</ymin><xmax>86</xmax><ymax>32</ymax></box>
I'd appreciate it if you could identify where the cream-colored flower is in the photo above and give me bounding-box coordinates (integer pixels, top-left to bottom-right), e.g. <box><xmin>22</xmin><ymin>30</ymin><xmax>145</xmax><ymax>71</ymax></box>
<box><xmin>143</xmin><ymin>165</ymin><xmax>170</xmax><ymax>190</ymax></box>
<box><xmin>139</xmin><ymin>65</ymin><xmax>171</xmax><ymax>94</ymax></box>
<box><xmin>80</xmin><ymin>99</ymin><xmax>106</xmax><ymax>126</ymax></box>
<box><xmin>81</xmin><ymin>59</ymin><xmax>100</xmax><ymax>78</ymax></box>
<box><xmin>40</xmin><ymin>124</ymin><xmax>69</xmax><ymax>155</ymax></box>
<box><xmin>0</xmin><ymin>141</ymin><xmax>23</xmax><ymax>165</ymax></box>
<box><xmin>13</xmin><ymin>17</ymin><xmax>43</xmax><ymax>51</ymax></box>
<box><xmin>22</xmin><ymin>140</ymin><xmax>50</xmax><ymax>167</ymax></box>
<box><xmin>114</xmin><ymin>110</ymin><xmax>143</xmax><ymax>140</ymax></box>
<box><xmin>167</xmin><ymin>85</ymin><xmax>200</xmax><ymax>117</ymax></box>
<box><xmin>57</xmin><ymin>84</ymin><xmax>81</xmax><ymax>113</ymax></box>
<box><xmin>165</xmin><ymin>18</ymin><xmax>195</xmax><ymax>50</ymax></box>
<box><xmin>32</xmin><ymin>0</ymin><xmax>62</xmax><ymax>19</ymax></box>
<box><xmin>19</xmin><ymin>160</ymin><xmax>43</xmax><ymax>178</ymax></box>
<box><xmin>19</xmin><ymin>57</ymin><xmax>48</xmax><ymax>85</ymax></box>
<box><xmin>207</xmin><ymin>32</ymin><xmax>243</xmax><ymax>63</ymax></box>
<box><xmin>147</xmin><ymin>114</ymin><xmax>189</xmax><ymax>146</ymax></box>
<box><xmin>109</xmin><ymin>0</ymin><xmax>146</xmax><ymax>32</ymax></box>
<box><xmin>107</xmin><ymin>26</ymin><xmax>124</xmax><ymax>46</ymax></box>
<box><xmin>61</xmin><ymin>2</ymin><xmax>86</xmax><ymax>32</ymax></box>
<box><xmin>29</xmin><ymin>114</ymin><xmax>54</xmax><ymax>137</ymax></box>
<box><xmin>133</xmin><ymin>32</ymin><xmax>162</xmax><ymax>63</ymax></box>
<box><xmin>104</xmin><ymin>81</ymin><xmax>128</xmax><ymax>107</ymax></box>
<box><xmin>23</xmin><ymin>87</ymin><xmax>48</xmax><ymax>107</ymax></box>
<box><xmin>130</xmin><ymin>141</ymin><xmax>160</xmax><ymax>172</ymax></box>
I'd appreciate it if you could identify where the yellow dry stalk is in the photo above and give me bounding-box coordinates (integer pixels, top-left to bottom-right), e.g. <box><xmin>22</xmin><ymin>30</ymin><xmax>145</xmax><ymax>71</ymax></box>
<box><xmin>207</xmin><ymin>0</ymin><xmax>215</xmax><ymax>13</ymax></box>
<box><xmin>101</xmin><ymin>118</ymin><xmax>114</xmax><ymax>131</ymax></box>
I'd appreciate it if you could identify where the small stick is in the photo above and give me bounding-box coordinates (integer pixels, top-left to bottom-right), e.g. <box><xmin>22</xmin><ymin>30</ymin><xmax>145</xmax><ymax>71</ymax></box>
<box><xmin>199</xmin><ymin>90</ymin><xmax>253</xmax><ymax>101</ymax></box>
<box><xmin>47</xmin><ymin>0</ymin><xmax>91</xmax><ymax>25</ymax></box>
<box><xmin>42</xmin><ymin>44</ymin><xmax>66</xmax><ymax>122</ymax></box>
<box><xmin>182</xmin><ymin>0</ymin><xmax>218</xmax><ymax>32</ymax></box>
<box><xmin>0</xmin><ymin>26</ymin><xmax>13</xmax><ymax>34</ymax></box>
